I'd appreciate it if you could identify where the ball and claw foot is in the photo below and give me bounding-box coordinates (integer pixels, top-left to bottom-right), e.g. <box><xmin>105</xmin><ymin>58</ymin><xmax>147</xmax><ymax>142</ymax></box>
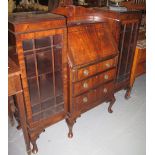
<box><xmin>68</xmin><ymin>131</ymin><xmax>73</xmax><ymax>138</ymax></box>
<box><xmin>108</xmin><ymin>106</ymin><xmax>113</xmax><ymax>113</ymax></box>
<box><xmin>32</xmin><ymin>147</ymin><xmax>38</xmax><ymax>154</ymax></box>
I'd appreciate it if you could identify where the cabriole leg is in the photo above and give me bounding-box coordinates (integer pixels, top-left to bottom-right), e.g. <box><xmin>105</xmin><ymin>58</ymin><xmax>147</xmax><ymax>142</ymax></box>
<box><xmin>31</xmin><ymin>140</ymin><xmax>38</xmax><ymax>154</ymax></box>
<box><xmin>66</xmin><ymin>117</ymin><xmax>76</xmax><ymax>138</ymax></box>
<box><xmin>125</xmin><ymin>87</ymin><xmax>132</xmax><ymax>100</ymax></box>
<box><xmin>108</xmin><ymin>94</ymin><xmax>116</xmax><ymax>113</ymax></box>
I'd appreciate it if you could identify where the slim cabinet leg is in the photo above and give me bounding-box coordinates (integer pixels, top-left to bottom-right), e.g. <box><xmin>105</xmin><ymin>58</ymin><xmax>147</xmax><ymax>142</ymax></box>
<box><xmin>108</xmin><ymin>94</ymin><xmax>116</xmax><ymax>113</ymax></box>
<box><xmin>15</xmin><ymin>93</ymin><xmax>31</xmax><ymax>155</ymax></box>
<box><xmin>66</xmin><ymin>117</ymin><xmax>76</xmax><ymax>138</ymax></box>
<box><xmin>8</xmin><ymin>96</ymin><xmax>15</xmax><ymax>126</ymax></box>
<box><xmin>13</xmin><ymin>95</ymin><xmax>22</xmax><ymax>130</ymax></box>
<box><xmin>31</xmin><ymin>139</ymin><xmax>38</xmax><ymax>154</ymax></box>
<box><xmin>27</xmin><ymin>149</ymin><xmax>31</xmax><ymax>155</ymax></box>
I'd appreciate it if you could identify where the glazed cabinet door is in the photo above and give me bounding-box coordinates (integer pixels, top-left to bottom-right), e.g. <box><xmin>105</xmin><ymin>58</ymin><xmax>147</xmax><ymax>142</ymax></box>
<box><xmin>22</xmin><ymin>34</ymin><xmax>65</xmax><ymax>122</ymax></box>
<box><xmin>116</xmin><ymin>20</ymin><xmax>139</xmax><ymax>82</ymax></box>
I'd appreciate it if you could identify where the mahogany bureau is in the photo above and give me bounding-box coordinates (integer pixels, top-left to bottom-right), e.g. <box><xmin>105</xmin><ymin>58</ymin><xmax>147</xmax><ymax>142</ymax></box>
<box><xmin>9</xmin><ymin>12</ymin><xmax>68</xmax><ymax>154</ymax></box>
<box><xmin>52</xmin><ymin>6</ymin><xmax>119</xmax><ymax>138</ymax></box>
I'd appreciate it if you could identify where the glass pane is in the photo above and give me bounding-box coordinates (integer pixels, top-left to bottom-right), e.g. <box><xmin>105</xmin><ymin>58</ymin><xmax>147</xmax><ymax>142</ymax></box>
<box><xmin>55</xmin><ymin>71</ymin><xmax>63</xmax><ymax>96</ymax></box>
<box><xmin>28</xmin><ymin>77</ymin><xmax>39</xmax><ymax>106</ymax></box>
<box><xmin>32</xmin><ymin>98</ymin><xmax>55</xmax><ymax>115</ymax></box>
<box><xmin>41</xmin><ymin>98</ymin><xmax>55</xmax><ymax>110</ymax></box>
<box><xmin>22</xmin><ymin>39</ymin><xmax>33</xmax><ymax>51</ymax></box>
<box><xmin>24</xmin><ymin>35</ymin><xmax>65</xmax><ymax>122</ymax></box>
<box><xmin>53</xmin><ymin>35</ymin><xmax>62</xmax><ymax>46</ymax></box>
<box><xmin>54</xmin><ymin>48</ymin><xmax>62</xmax><ymax>72</ymax></box>
<box><xmin>118</xmin><ymin>24</ymin><xmax>133</xmax><ymax>80</ymax></box>
<box><xmin>32</xmin><ymin>114</ymin><xmax>42</xmax><ymax>122</ymax></box>
<box><xmin>53</xmin><ymin>45</ymin><xmax>63</xmax><ymax>98</ymax></box>
<box><xmin>32</xmin><ymin>104</ymin><xmax>41</xmax><ymax>114</ymax></box>
<box><xmin>36</xmin><ymin>48</ymin><xmax>53</xmax><ymax>75</ymax></box>
<box><xmin>39</xmin><ymin>73</ymin><xmax>54</xmax><ymax>101</ymax></box>
<box><xmin>55</xmin><ymin>104</ymin><xmax>64</xmax><ymax>113</ymax></box>
<box><xmin>56</xmin><ymin>95</ymin><xmax>64</xmax><ymax>104</ymax></box>
<box><xmin>35</xmin><ymin>37</ymin><xmax>51</xmax><ymax>49</ymax></box>
<box><xmin>126</xmin><ymin>23</ymin><xmax>138</xmax><ymax>73</ymax></box>
<box><xmin>24</xmin><ymin>52</ymin><xmax>36</xmax><ymax>78</ymax></box>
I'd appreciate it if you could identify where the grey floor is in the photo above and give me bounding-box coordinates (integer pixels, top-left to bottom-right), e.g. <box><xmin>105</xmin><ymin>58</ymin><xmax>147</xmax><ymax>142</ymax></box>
<box><xmin>8</xmin><ymin>75</ymin><xmax>146</xmax><ymax>155</ymax></box>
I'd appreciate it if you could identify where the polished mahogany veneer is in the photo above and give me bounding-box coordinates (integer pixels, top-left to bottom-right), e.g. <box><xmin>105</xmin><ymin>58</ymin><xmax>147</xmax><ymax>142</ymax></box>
<box><xmin>8</xmin><ymin>4</ymin><xmax>142</xmax><ymax>155</ymax></box>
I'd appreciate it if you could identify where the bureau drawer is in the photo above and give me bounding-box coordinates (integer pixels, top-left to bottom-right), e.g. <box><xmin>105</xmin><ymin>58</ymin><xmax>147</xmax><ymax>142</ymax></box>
<box><xmin>97</xmin><ymin>58</ymin><xmax>117</xmax><ymax>73</ymax></box>
<box><xmin>76</xmin><ymin>57</ymin><xmax>117</xmax><ymax>81</ymax></box>
<box><xmin>73</xmin><ymin>68</ymin><xmax>116</xmax><ymax>96</ymax></box>
<box><xmin>98</xmin><ymin>82</ymin><xmax>114</xmax><ymax>99</ymax></box>
<box><xmin>73</xmin><ymin>82</ymin><xmax>114</xmax><ymax>112</ymax></box>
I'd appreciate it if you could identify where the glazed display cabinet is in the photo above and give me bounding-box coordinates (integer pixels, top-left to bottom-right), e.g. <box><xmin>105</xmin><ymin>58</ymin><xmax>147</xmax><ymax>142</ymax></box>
<box><xmin>94</xmin><ymin>8</ymin><xmax>142</xmax><ymax>98</ymax></box>
<box><xmin>8</xmin><ymin>12</ymin><xmax>68</xmax><ymax>154</ymax></box>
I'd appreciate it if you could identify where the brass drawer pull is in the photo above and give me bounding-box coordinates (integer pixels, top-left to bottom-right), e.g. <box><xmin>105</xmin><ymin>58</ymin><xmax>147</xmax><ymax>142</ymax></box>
<box><xmin>83</xmin><ymin>69</ymin><xmax>89</xmax><ymax>76</ymax></box>
<box><xmin>104</xmin><ymin>74</ymin><xmax>109</xmax><ymax>80</ymax></box>
<box><xmin>83</xmin><ymin>97</ymin><xmax>88</xmax><ymax>103</ymax></box>
<box><xmin>105</xmin><ymin>63</ymin><xmax>111</xmax><ymax>68</ymax></box>
<box><xmin>103</xmin><ymin>88</ymin><xmax>108</xmax><ymax>93</ymax></box>
<box><xmin>83</xmin><ymin>82</ymin><xmax>88</xmax><ymax>88</ymax></box>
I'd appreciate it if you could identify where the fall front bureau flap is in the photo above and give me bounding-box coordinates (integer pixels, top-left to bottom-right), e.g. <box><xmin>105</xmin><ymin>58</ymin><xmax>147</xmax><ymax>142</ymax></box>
<box><xmin>67</xmin><ymin>22</ymin><xmax>119</xmax><ymax>68</ymax></box>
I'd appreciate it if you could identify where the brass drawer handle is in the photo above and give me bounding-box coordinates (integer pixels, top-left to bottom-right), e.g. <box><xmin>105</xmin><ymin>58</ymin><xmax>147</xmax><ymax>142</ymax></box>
<box><xmin>105</xmin><ymin>63</ymin><xmax>111</xmax><ymax>68</ymax></box>
<box><xmin>103</xmin><ymin>88</ymin><xmax>108</xmax><ymax>93</ymax></box>
<box><xmin>83</xmin><ymin>69</ymin><xmax>89</xmax><ymax>76</ymax></box>
<box><xmin>83</xmin><ymin>82</ymin><xmax>88</xmax><ymax>88</ymax></box>
<box><xmin>104</xmin><ymin>74</ymin><xmax>109</xmax><ymax>80</ymax></box>
<box><xmin>83</xmin><ymin>97</ymin><xmax>88</xmax><ymax>103</ymax></box>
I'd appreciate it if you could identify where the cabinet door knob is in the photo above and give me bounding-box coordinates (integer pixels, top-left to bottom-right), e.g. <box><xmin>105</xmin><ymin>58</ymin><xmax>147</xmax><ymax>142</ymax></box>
<box><xmin>83</xmin><ymin>82</ymin><xmax>88</xmax><ymax>88</ymax></box>
<box><xmin>103</xmin><ymin>88</ymin><xmax>108</xmax><ymax>93</ymax></box>
<box><xmin>83</xmin><ymin>97</ymin><xmax>88</xmax><ymax>103</ymax></box>
<box><xmin>105</xmin><ymin>63</ymin><xmax>110</xmax><ymax>68</ymax></box>
<box><xmin>104</xmin><ymin>74</ymin><xmax>109</xmax><ymax>80</ymax></box>
<box><xmin>83</xmin><ymin>69</ymin><xmax>89</xmax><ymax>76</ymax></box>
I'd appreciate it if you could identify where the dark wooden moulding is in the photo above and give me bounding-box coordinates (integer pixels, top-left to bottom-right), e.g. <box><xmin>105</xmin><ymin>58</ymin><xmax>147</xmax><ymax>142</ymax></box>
<box><xmin>52</xmin><ymin>6</ymin><xmax>119</xmax><ymax>138</ymax></box>
<box><xmin>8</xmin><ymin>12</ymin><xmax>68</xmax><ymax>154</ymax></box>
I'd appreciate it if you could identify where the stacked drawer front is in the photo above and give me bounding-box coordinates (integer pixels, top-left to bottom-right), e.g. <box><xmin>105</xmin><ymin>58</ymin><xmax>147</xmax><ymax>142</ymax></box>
<box><xmin>72</xmin><ymin>57</ymin><xmax>117</xmax><ymax>113</ymax></box>
<box><xmin>73</xmin><ymin>68</ymin><xmax>116</xmax><ymax>96</ymax></box>
<box><xmin>73</xmin><ymin>82</ymin><xmax>114</xmax><ymax>113</ymax></box>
